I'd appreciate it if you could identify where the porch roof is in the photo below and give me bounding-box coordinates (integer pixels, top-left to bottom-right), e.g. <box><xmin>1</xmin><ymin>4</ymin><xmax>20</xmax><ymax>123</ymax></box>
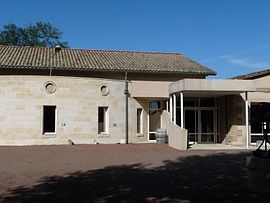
<box><xmin>169</xmin><ymin>79</ymin><xmax>257</xmax><ymax>96</ymax></box>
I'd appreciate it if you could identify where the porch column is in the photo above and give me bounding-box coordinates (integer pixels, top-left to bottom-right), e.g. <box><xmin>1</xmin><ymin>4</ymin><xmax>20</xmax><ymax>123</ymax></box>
<box><xmin>180</xmin><ymin>91</ymin><xmax>184</xmax><ymax>129</ymax></box>
<box><xmin>173</xmin><ymin>94</ymin><xmax>176</xmax><ymax>125</ymax></box>
<box><xmin>245</xmin><ymin>92</ymin><xmax>249</xmax><ymax>149</ymax></box>
<box><xmin>170</xmin><ymin>95</ymin><xmax>173</xmax><ymax>121</ymax></box>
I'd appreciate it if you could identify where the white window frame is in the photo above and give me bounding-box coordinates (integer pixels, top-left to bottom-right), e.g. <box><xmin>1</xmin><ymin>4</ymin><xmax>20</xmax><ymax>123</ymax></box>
<box><xmin>148</xmin><ymin>101</ymin><xmax>162</xmax><ymax>142</ymax></box>
<box><xmin>42</xmin><ymin>105</ymin><xmax>57</xmax><ymax>135</ymax></box>
<box><xmin>98</xmin><ymin>106</ymin><xmax>109</xmax><ymax>135</ymax></box>
<box><xmin>137</xmin><ymin>108</ymin><xmax>143</xmax><ymax>135</ymax></box>
<box><xmin>250</xmin><ymin>103</ymin><xmax>265</xmax><ymax>144</ymax></box>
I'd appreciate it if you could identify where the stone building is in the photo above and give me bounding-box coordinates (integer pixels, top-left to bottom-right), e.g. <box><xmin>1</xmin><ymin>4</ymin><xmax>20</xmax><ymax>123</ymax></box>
<box><xmin>0</xmin><ymin>45</ymin><xmax>269</xmax><ymax>149</ymax></box>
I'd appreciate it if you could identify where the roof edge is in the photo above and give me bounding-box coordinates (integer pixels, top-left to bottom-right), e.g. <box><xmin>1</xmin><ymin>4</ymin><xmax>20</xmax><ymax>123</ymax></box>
<box><xmin>0</xmin><ymin>64</ymin><xmax>216</xmax><ymax>75</ymax></box>
<box><xmin>232</xmin><ymin>68</ymin><xmax>270</xmax><ymax>80</ymax></box>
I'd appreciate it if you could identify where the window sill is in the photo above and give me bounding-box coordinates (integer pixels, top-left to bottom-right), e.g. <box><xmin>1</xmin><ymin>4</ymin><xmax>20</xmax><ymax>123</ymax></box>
<box><xmin>98</xmin><ymin>133</ymin><xmax>110</xmax><ymax>138</ymax></box>
<box><xmin>148</xmin><ymin>140</ymin><xmax>157</xmax><ymax>143</ymax></box>
<box><xmin>136</xmin><ymin>133</ymin><xmax>144</xmax><ymax>137</ymax></box>
<box><xmin>42</xmin><ymin>133</ymin><xmax>57</xmax><ymax>138</ymax></box>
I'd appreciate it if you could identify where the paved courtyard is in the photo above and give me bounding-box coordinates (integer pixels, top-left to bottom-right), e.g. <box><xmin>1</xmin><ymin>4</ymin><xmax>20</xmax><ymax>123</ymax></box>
<box><xmin>0</xmin><ymin>144</ymin><xmax>268</xmax><ymax>202</ymax></box>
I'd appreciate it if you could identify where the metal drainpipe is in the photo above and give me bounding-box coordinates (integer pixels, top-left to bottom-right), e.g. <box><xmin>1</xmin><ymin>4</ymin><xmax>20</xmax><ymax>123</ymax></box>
<box><xmin>124</xmin><ymin>72</ymin><xmax>129</xmax><ymax>144</ymax></box>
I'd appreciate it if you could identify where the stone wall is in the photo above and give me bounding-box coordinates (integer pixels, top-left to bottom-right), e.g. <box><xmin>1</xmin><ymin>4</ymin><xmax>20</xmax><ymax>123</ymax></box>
<box><xmin>0</xmin><ymin>75</ymin><xmax>149</xmax><ymax>145</ymax></box>
<box><xmin>227</xmin><ymin>95</ymin><xmax>246</xmax><ymax>146</ymax></box>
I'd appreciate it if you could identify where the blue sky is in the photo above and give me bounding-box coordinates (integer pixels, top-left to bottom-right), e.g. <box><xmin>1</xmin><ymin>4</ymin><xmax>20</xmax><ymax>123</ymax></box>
<box><xmin>1</xmin><ymin>0</ymin><xmax>270</xmax><ymax>78</ymax></box>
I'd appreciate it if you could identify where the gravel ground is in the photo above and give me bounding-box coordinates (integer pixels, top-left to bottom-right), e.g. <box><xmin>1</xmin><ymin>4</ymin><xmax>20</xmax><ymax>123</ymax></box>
<box><xmin>0</xmin><ymin>144</ymin><xmax>268</xmax><ymax>202</ymax></box>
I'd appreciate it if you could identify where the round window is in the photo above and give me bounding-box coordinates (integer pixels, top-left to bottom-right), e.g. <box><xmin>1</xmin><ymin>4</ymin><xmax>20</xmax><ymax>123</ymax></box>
<box><xmin>44</xmin><ymin>81</ymin><xmax>56</xmax><ymax>94</ymax></box>
<box><xmin>100</xmin><ymin>84</ymin><xmax>109</xmax><ymax>96</ymax></box>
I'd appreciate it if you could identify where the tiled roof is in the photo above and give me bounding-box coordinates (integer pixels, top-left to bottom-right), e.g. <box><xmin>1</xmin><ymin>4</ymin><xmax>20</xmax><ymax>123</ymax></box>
<box><xmin>233</xmin><ymin>68</ymin><xmax>270</xmax><ymax>80</ymax></box>
<box><xmin>0</xmin><ymin>45</ymin><xmax>216</xmax><ymax>75</ymax></box>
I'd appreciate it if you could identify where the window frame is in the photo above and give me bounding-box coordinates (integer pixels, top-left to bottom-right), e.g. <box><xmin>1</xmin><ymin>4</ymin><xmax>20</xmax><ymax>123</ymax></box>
<box><xmin>137</xmin><ymin>108</ymin><xmax>143</xmax><ymax>134</ymax></box>
<box><xmin>250</xmin><ymin>103</ymin><xmax>264</xmax><ymax>136</ymax></box>
<box><xmin>98</xmin><ymin>106</ymin><xmax>109</xmax><ymax>135</ymax></box>
<box><xmin>42</xmin><ymin>105</ymin><xmax>57</xmax><ymax>135</ymax></box>
<box><xmin>250</xmin><ymin>102</ymin><xmax>266</xmax><ymax>144</ymax></box>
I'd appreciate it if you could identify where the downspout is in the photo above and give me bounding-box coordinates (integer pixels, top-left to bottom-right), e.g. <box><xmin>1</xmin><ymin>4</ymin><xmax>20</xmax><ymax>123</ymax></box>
<box><xmin>124</xmin><ymin>72</ymin><xmax>129</xmax><ymax>144</ymax></box>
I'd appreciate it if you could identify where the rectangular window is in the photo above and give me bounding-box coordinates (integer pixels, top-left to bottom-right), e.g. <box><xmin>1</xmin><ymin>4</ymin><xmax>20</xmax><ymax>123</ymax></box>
<box><xmin>251</xmin><ymin>121</ymin><xmax>263</xmax><ymax>134</ymax></box>
<box><xmin>184</xmin><ymin>97</ymin><xmax>198</xmax><ymax>107</ymax></box>
<box><xmin>250</xmin><ymin>102</ymin><xmax>269</xmax><ymax>143</ymax></box>
<box><xmin>200</xmin><ymin>97</ymin><xmax>216</xmax><ymax>107</ymax></box>
<box><xmin>43</xmin><ymin>106</ymin><xmax>56</xmax><ymax>134</ymax></box>
<box><xmin>251</xmin><ymin>103</ymin><xmax>263</xmax><ymax>135</ymax></box>
<box><xmin>98</xmin><ymin>107</ymin><xmax>108</xmax><ymax>134</ymax></box>
<box><xmin>137</xmin><ymin>108</ymin><xmax>143</xmax><ymax>134</ymax></box>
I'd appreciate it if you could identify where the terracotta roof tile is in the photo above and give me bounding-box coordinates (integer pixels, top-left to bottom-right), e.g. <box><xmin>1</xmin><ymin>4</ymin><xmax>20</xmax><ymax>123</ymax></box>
<box><xmin>0</xmin><ymin>45</ymin><xmax>216</xmax><ymax>75</ymax></box>
<box><xmin>233</xmin><ymin>68</ymin><xmax>270</xmax><ymax>80</ymax></box>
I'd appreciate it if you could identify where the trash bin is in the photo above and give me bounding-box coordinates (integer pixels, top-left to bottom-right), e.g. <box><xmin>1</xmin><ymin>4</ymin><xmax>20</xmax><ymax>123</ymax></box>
<box><xmin>156</xmin><ymin>128</ymin><xmax>167</xmax><ymax>144</ymax></box>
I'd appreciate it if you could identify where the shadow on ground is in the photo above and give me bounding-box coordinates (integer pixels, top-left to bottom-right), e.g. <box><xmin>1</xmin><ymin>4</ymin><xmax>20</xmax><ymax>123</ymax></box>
<box><xmin>2</xmin><ymin>151</ymin><xmax>269</xmax><ymax>202</ymax></box>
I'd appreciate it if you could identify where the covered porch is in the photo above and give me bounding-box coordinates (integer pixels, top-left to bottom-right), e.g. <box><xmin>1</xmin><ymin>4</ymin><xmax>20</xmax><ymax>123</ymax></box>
<box><xmin>167</xmin><ymin>79</ymin><xmax>256</xmax><ymax>150</ymax></box>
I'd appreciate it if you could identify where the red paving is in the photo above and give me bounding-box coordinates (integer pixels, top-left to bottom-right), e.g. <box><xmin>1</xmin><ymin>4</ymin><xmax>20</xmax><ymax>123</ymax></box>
<box><xmin>0</xmin><ymin>144</ymin><xmax>268</xmax><ymax>202</ymax></box>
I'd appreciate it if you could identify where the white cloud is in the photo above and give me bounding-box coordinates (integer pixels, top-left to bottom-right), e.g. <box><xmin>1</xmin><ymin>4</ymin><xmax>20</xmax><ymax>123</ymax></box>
<box><xmin>221</xmin><ymin>55</ymin><xmax>269</xmax><ymax>69</ymax></box>
<box><xmin>201</xmin><ymin>44</ymin><xmax>270</xmax><ymax>62</ymax></box>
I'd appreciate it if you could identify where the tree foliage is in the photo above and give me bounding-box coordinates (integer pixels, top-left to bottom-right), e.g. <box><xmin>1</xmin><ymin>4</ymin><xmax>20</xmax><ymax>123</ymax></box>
<box><xmin>0</xmin><ymin>22</ymin><xmax>69</xmax><ymax>48</ymax></box>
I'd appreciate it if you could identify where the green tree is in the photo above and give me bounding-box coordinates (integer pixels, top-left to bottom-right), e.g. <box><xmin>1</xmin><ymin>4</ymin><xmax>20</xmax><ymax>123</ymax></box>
<box><xmin>0</xmin><ymin>22</ymin><xmax>69</xmax><ymax>48</ymax></box>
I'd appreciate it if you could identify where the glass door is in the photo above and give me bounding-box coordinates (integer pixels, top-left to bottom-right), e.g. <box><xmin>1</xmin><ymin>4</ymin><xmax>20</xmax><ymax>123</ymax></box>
<box><xmin>183</xmin><ymin>97</ymin><xmax>218</xmax><ymax>144</ymax></box>
<box><xmin>148</xmin><ymin>101</ymin><xmax>162</xmax><ymax>141</ymax></box>
<box><xmin>185</xmin><ymin>108</ymin><xmax>217</xmax><ymax>144</ymax></box>
<box><xmin>199</xmin><ymin>110</ymin><xmax>215</xmax><ymax>143</ymax></box>
<box><xmin>184</xmin><ymin>109</ymin><xmax>198</xmax><ymax>143</ymax></box>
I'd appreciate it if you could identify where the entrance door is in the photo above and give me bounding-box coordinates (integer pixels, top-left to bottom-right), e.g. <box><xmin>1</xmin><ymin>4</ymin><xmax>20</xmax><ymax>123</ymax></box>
<box><xmin>200</xmin><ymin>110</ymin><xmax>215</xmax><ymax>143</ymax></box>
<box><xmin>148</xmin><ymin>101</ymin><xmax>162</xmax><ymax>141</ymax></box>
<box><xmin>184</xmin><ymin>110</ymin><xmax>198</xmax><ymax>143</ymax></box>
<box><xmin>185</xmin><ymin>109</ymin><xmax>217</xmax><ymax>143</ymax></box>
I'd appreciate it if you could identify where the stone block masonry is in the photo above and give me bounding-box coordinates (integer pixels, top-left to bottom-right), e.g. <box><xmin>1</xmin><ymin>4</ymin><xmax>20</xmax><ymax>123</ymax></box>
<box><xmin>0</xmin><ymin>75</ymin><xmax>148</xmax><ymax>145</ymax></box>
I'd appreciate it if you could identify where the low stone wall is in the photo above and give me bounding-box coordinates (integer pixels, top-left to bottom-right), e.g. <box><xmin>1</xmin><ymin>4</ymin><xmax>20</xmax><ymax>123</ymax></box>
<box><xmin>161</xmin><ymin>110</ymin><xmax>187</xmax><ymax>150</ymax></box>
<box><xmin>246</xmin><ymin>156</ymin><xmax>270</xmax><ymax>194</ymax></box>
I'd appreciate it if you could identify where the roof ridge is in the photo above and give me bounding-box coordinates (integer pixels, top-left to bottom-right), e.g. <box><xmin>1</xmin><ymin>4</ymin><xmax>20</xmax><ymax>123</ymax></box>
<box><xmin>0</xmin><ymin>45</ymin><xmax>183</xmax><ymax>55</ymax></box>
<box><xmin>0</xmin><ymin>45</ymin><xmax>51</xmax><ymax>50</ymax></box>
<box><xmin>232</xmin><ymin>68</ymin><xmax>270</xmax><ymax>79</ymax></box>
<box><xmin>79</xmin><ymin>48</ymin><xmax>184</xmax><ymax>56</ymax></box>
